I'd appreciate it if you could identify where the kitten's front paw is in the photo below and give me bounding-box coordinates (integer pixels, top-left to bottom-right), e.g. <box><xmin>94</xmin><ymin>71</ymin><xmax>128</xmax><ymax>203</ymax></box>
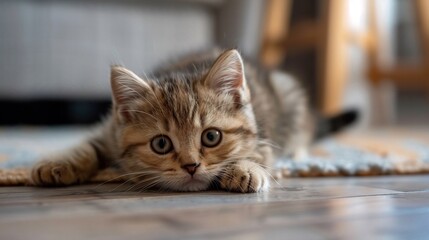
<box><xmin>220</xmin><ymin>160</ymin><xmax>270</xmax><ymax>193</ymax></box>
<box><xmin>31</xmin><ymin>160</ymin><xmax>82</xmax><ymax>186</ymax></box>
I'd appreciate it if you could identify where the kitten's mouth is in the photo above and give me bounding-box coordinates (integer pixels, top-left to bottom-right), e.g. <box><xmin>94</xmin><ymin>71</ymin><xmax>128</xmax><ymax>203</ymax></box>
<box><xmin>184</xmin><ymin>176</ymin><xmax>205</xmax><ymax>184</ymax></box>
<box><xmin>179</xmin><ymin>176</ymin><xmax>210</xmax><ymax>191</ymax></box>
<box><xmin>185</xmin><ymin>178</ymin><xmax>205</xmax><ymax>184</ymax></box>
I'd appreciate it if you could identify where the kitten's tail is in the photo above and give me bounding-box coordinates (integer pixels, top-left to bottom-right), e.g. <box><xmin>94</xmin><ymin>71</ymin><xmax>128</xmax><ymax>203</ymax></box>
<box><xmin>314</xmin><ymin>109</ymin><xmax>359</xmax><ymax>140</ymax></box>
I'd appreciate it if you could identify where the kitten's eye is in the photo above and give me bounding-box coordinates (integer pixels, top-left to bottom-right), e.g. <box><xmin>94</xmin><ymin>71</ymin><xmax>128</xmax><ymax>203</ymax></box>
<box><xmin>201</xmin><ymin>128</ymin><xmax>222</xmax><ymax>147</ymax></box>
<box><xmin>151</xmin><ymin>135</ymin><xmax>173</xmax><ymax>154</ymax></box>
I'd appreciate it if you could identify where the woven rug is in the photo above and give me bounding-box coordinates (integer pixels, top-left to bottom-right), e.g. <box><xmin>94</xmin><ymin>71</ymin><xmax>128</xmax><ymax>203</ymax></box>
<box><xmin>1</xmin><ymin>126</ymin><xmax>428</xmax><ymax>186</ymax></box>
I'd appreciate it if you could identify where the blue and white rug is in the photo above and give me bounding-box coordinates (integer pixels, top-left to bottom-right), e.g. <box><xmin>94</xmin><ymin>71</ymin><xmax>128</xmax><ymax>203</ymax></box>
<box><xmin>1</xmin><ymin>127</ymin><xmax>429</xmax><ymax>185</ymax></box>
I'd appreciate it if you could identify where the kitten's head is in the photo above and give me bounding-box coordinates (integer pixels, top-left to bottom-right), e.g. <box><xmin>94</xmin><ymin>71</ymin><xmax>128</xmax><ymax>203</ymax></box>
<box><xmin>111</xmin><ymin>50</ymin><xmax>258</xmax><ymax>191</ymax></box>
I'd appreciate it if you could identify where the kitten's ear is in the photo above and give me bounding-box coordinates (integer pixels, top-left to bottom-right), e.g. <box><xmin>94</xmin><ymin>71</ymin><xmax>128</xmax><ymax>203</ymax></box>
<box><xmin>205</xmin><ymin>49</ymin><xmax>250</xmax><ymax>103</ymax></box>
<box><xmin>110</xmin><ymin>65</ymin><xmax>150</xmax><ymax>105</ymax></box>
<box><xmin>110</xmin><ymin>66</ymin><xmax>151</xmax><ymax>121</ymax></box>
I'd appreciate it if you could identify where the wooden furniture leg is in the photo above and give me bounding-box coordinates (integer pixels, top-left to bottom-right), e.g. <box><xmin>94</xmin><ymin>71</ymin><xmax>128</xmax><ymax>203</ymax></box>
<box><xmin>260</xmin><ymin>0</ymin><xmax>292</xmax><ymax>68</ymax></box>
<box><xmin>415</xmin><ymin>0</ymin><xmax>429</xmax><ymax>96</ymax></box>
<box><xmin>318</xmin><ymin>0</ymin><xmax>347</xmax><ymax>116</ymax></box>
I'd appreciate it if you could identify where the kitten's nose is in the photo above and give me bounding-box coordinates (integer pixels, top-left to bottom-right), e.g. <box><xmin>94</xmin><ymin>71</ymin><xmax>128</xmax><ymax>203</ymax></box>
<box><xmin>181</xmin><ymin>163</ymin><xmax>200</xmax><ymax>176</ymax></box>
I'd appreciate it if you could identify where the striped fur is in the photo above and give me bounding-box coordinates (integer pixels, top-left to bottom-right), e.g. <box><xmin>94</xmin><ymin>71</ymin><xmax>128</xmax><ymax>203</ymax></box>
<box><xmin>31</xmin><ymin>49</ymin><xmax>311</xmax><ymax>193</ymax></box>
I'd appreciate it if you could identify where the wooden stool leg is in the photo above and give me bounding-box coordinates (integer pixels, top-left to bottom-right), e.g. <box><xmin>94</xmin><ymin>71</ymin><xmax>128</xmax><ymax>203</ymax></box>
<box><xmin>414</xmin><ymin>0</ymin><xmax>429</xmax><ymax>95</ymax></box>
<box><xmin>366</xmin><ymin>0</ymin><xmax>394</xmax><ymax>125</ymax></box>
<box><xmin>318</xmin><ymin>0</ymin><xmax>347</xmax><ymax>116</ymax></box>
<box><xmin>260</xmin><ymin>0</ymin><xmax>292</xmax><ymax>68</ymax></box>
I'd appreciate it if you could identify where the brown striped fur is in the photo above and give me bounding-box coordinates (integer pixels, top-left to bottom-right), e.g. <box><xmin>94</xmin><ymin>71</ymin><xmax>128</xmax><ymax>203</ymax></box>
<box><xmin>31</xmin><ymin>49</ymin><xmax>311</xmax><ymax>193</ymax></box>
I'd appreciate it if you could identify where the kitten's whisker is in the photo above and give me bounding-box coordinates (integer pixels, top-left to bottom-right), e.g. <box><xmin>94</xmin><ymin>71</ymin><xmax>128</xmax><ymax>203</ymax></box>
<box><xmin>126</xmin><ymin>175</ymin><xmax>161</xmax><ymax>192</ymax></box>
<box><xmin>137</xmin><ymin>177</ymin><xmax>169</xmax><ymax>193</ymax></box>
<box><xmin>254</xmin><ymin>163</ymin><xmax>276</xmax><ymax>171</ymax></box>
<box><xmin>108</xmin><ymin>173</ymin><xmax>156</xmax><ymax>192</ymax></box>
<box><xmin>256</xmin><ymin>139</ymin><xmax>282</xmax><ymax>150</ymax></box>
<box><xmin>134</xmin><ymin>181</ymin><xmax>158</xmax><ymax>193</ymax></box>
<box><xmin>93</xmin><ymin>171</ymin><xmax>157</xmax><ymax>189</ymax></box>
<box><xmin>259</xmin><ymin>167</ymin><xmax>282</xmax><ymax>188</ymax></box>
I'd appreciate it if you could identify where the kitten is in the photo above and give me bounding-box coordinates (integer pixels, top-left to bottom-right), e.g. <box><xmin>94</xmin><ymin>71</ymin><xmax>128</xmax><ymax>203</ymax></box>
<box><xmin>31</xmin><ymin>49</ymin><xmax>311</xmax><ymax>193</ymax></box>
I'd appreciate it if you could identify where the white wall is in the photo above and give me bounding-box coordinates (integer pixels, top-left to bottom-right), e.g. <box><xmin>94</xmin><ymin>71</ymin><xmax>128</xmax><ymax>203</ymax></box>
<box><xmin>0</xmin><ymin>1</ymin><xmax>216</xmax><ymax>99</ymax></box>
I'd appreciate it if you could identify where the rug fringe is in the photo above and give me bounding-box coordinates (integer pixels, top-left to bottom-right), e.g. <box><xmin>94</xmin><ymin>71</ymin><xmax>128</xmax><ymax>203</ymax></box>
<box><xmin>0</xmin><ymin>169</ymin><xmax>123</xmax><ymax>186</ymax></box>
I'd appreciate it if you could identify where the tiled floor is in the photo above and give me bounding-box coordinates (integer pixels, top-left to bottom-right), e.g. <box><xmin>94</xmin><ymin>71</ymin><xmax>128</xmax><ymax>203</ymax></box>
<box><xmin>1</xmin><ymin>175</ymin><xmax>429</xmax><ymax>239</ymax></box>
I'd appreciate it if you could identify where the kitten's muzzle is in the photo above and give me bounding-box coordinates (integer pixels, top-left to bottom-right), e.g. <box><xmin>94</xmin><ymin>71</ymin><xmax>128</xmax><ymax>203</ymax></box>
<box><xmin>181</xmin><ymin>163</ymin><xmax>201</xmax><ymax>176</ymax></box>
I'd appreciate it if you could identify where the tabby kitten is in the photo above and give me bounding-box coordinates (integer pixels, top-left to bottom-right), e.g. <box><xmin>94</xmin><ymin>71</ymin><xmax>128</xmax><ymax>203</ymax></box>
<box><xmin>31</xmin><ymin>49</ymin><xmax>310</xmax><ymax>193</ymax></box>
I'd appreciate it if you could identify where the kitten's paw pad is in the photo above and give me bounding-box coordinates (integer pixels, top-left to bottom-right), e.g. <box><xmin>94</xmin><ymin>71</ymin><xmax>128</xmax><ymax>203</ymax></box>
<box><xmin>220</xmin><ymin>162</ymin><xmax>269</xmax><ymax>193</ymax></box>
<box><xmin>31</xmin><ymin>161</ymin><xmax>80</xmax><ymax>186</ymax></box>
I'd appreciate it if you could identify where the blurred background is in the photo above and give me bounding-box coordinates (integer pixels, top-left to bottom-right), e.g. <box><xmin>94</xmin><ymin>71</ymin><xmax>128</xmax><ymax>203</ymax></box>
<box><xmin>0</xmin><ymin>0</ymin><xmax>428</xmax><ymax>128</ymax></box>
